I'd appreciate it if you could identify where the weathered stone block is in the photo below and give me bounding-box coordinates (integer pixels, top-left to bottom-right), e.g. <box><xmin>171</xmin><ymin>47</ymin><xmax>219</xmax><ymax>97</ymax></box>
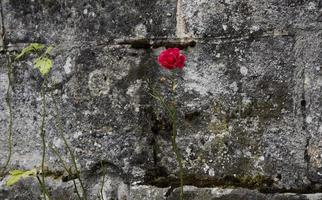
<box><xmin>3</xmin><ymin>0</ymin><xmax>177</xmax><ymax>44</ymax></box>
<box><xmin>181</xmin><ymin>0</ymin><xmax>322</xmax><ymax>38</ymax></box>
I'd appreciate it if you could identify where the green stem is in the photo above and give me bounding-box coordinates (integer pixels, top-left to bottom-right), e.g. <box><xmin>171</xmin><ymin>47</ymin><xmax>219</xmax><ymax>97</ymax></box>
<box><xmin>36</xmin><ymin>175</ymin><xmax>51</xmax><ymax>200</ymax></box>
<box><xmin>99</xmin><ymin>161</ymin><xmax>106</xmax><ymax>200</ymax></box>
<box><xmin>170</xmin><ymin>77</ymin><xmax>184</xmax><ymax>200</ymax></box>
<box><xmin>1</xmin><ymin>55</ymin><xmax>13</xmax><ymax>178</ymax></box>
<box><xmin>49</xmin><ymin>145</ymin><xmax>82</xmax><ymax>200</ymax></box>
<box><xmin>171</xmin><ymin>120</ymin><xmax>184</xmax><ymax>200</ymax></box>
<box><xmin>40</xmin><ymin>78</ymin><xmax>50</xmax><ymax>200</ymax></box>
<box><xmin>50</xmin><ymin>92</ymin><xmax>87</xmax><ymax>200</ymax></box>
<box><xmin>72</xmin><ymin>179</ymin><xmax>83</xmax><ymax>200</ymax></box>
<box><xmin>49</xmin><ymin>145</ymin><xmax>71</xmax><ymax>174</ymax></box>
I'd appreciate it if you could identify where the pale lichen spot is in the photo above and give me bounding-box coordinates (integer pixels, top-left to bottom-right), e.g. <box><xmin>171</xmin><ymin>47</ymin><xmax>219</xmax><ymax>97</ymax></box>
<box><xmin>240</xmin><ymin>66</ymin><xmax>248</xmax><ymax>76</ymax></box>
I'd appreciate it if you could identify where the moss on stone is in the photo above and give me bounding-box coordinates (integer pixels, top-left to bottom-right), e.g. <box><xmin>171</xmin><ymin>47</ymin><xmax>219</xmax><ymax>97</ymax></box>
<box><xmin>143</xmin><ymin>173</ymin><xmax>273</xmax><ymax>189</ymax></box>
<box><xmin>208</xmin><ymin>119</ymin><xmax>229</xmax><ymax>135</ymax></box>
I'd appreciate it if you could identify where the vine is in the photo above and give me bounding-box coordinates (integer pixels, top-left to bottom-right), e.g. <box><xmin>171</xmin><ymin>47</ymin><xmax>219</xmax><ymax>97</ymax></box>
<box><xmin>0</xmin><ymin>41</ymin><xmax>135</xmax><ymax>200</ymax></box>
<box><xmin>5</xmin><ymin>43</ymin><xmax>91</xmax><ymax>200</ymax></box>
<box><xmin>39</xmin><ymin>76</ymin><xmax>50</xmax><ymax>200</ymax></box>
<box><xmin>49</xmin><ymin>145</ymin><xmax>82</xmax><ymax>200</ymax></box>
<box><xmin>50</xmin><ymin>91</ymin><xmax>88</xmax><ymax>200</ymax></box>
<box><xmin>5</xmin><ymin>43</ymin><xmax>53</xmax><ymax>200</ymax></box>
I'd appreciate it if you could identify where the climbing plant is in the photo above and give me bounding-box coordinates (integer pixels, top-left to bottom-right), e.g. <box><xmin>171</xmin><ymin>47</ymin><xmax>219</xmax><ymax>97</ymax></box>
<box><xmin>10</xmin><ymin>43</ymin><xmax>53</xmax><ymax>200</ymax></box>
<box><xmin>4</xmin><ymin>43</ymin><xmax>90</xmax><ymax>200</ymax></box>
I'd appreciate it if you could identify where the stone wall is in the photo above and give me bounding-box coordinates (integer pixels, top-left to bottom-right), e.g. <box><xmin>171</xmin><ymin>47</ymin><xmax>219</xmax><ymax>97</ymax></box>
<box><xmin>1</xmin><ymin>0</ymin><xmax>322</xmax><ymax>199</ymax></box>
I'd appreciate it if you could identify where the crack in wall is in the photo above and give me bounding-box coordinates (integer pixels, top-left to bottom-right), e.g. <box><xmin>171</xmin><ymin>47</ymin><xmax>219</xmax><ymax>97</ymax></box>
<box><xmin>141</xmin><ymin>174</ymin><xmax>322</xmax><ymax>195</ymax></box>
<box><xmin>0</xmin><ymin>29</ymin><xmax>294</xmax><ymax>54</ymax></box>
<box><xmin>300</xmin><ymin>64</ymin><xmax>311</xmax><ymax>176</ymax></box>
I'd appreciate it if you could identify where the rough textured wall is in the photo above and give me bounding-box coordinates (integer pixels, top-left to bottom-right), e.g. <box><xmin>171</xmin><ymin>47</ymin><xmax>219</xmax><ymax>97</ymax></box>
<box><xmin>1</xmin><ymin>0</ymin><xmax>322</xmax><ymax>199</ymax></box>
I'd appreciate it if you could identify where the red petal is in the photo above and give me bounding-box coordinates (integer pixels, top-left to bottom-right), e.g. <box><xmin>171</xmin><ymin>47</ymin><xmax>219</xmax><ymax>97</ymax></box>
<box><xmin>167</xmin><ymin>48</ymin><xmax>180</xmax><ymax>58</ymax></box>
<box><xmin>158</xmin><ymin>50</ymin><xmax>178</xmax><ymax>69</ymax></box>
<box><xmin>176</xmin><ymin>55</ymin><xmax>186</xmax><ymax>69</ymax></box>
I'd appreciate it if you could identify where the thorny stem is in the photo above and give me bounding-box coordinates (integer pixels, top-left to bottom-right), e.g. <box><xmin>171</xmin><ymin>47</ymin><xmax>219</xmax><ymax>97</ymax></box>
<box><xmin>170</xmin><ymin>77</ymin><xmax>184</xmax><ymax>200</ymax></box>
<box><xmin>1</xmin><ymin>55</ymin><xmax>13</xmax><ymax>178</ymax></box>
<box><xmin>149</xmin><ymin>74</ymin><xmax>184</xmax><ymax>200</ymax></box>
<box><xmin>171</xmin><ymin>116</ymin><xmax>184</xmax><ymax>200</ymax></box>
<box><xmin>50</xmin><ymin>91</ymin><xmax>87</xmax><ymax>200</ymax></box>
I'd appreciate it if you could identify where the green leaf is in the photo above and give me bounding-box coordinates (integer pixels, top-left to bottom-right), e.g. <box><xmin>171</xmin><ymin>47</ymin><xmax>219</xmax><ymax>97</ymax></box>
<box><xmin>34</xmin><ymin>57</ymin><xmax>53</xmax><ymax>76</ymax></box>
<box><xmin>15</xmin><ymin>43</ymin><xmax>45</xmax><ymax>60</ymax></box>
<box><xmin>9</xmin><ymin>170</ymin><xmax>28</xmax><ymax>175</ymax></box>
<box><xmin>6</xmin><ymin>169</ymin><xmax>37</xmax><ymax>187</ymax></box>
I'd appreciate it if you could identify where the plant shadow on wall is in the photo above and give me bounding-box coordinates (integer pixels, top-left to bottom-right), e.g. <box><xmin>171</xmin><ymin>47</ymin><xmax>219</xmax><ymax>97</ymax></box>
<box><xmin>0</xmin><ymin>43</ymin><xmax>97</xmax><ymax>200</ymax></box>
<box><xmin>148</xmin><ymin>48</ymin><xmax>186</xmax><ymax>200</ymax></box>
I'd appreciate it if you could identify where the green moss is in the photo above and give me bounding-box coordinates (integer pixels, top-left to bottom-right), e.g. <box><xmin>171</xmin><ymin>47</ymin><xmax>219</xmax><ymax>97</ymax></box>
<box><xmin>143</xmin><ymin>173</ymin><xmax>273</xmax><ymax>189</ymax></box>
<box><xmin>237</xmin><ymin>174</ymin><xmax>271</xmax><ymax>188</ymax></box>
<box><xmin>208</xmin><ymin>119</ymin><xmax>228</xmax><ymax>135</ymax></box>
<box><xmin>230</xmin><ymin>97</ymin><xmax>285</xmax><ymax>122</ymax></box>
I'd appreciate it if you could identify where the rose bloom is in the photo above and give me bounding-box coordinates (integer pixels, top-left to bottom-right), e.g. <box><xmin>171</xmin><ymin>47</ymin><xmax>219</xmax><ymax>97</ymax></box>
<box><xmin>157</xmin><ymin>48</ymin><xmax>186</xmax><ymax>70</ymax></box>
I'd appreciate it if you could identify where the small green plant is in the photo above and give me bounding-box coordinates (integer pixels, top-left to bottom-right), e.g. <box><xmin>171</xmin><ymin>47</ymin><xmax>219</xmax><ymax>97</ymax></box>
<box><xmin>4</xmin><ymin>43</ymin><xmax>107</xmax><ymax>199</ymax></box>
<box><xmin>10</xmin><ymin>43</ymin><xmax>88</xmax><ymax>199</ymax></box>
<box><xmin>13</xmin><ymin>43</ymin><xmax>53</xmax><ymax>200</ymax></box>
<box><xmin>15</xmin><ymin>43</ymin><xmax>45</xmax><ymax>60</ymax></box>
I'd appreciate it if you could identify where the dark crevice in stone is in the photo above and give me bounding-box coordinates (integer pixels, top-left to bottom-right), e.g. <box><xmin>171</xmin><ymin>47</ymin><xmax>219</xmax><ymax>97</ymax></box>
<box><xmin>301</xmin><ymin>100</ymin><xmax>306</xmax><ymax>107</ymax></box>
<box><xmin>144</xmin><ymin>167</ymin><xmax>169</xmax><ymax>186</ymax></box>
<box><xmin>62</xmin><ymin>173</ymin><xmax>79</xmax><ymax>182</ymax></box>
<box><xmin>150</xmin><ymin>112</ymin><xmax>159</xmax><ymax>166</ymax></box>
<box><xmin>143</xmin><ymin>174</ymin><xmax>274</xmax><ymax>192</ymax></box>
<box><xmin>117</xmin><ymin>38</ymin><xmax>197</xmax><ymax>49</ymax></box>
<box><xmin>152</xmin><ymin>137</ymin><xmax>158</xmax><ymax>166</ymax></box>
<box><xmin>116</xmin><ymin>31</ymin><xmax>293</xmax><ymax>49</ymax></box>
<box><xmin>184</xmin><ymin>111</ymin><xmax>201</xmax><ymax>123</ymax></box>
<box><xmin>0</xmin><ymin>30</ymin><xmax>295</xmax><ymax>54</ymax></box>
<box><xmin>300</xmin><ymin>67</ymin><xmax>310</xmax><ymax>175</ymax></box>
<box><xmin>304</xmin><ymin>137</ymin><xmax>311</xmax><ymax>165</ymax></box>
<box><xmin>143</xmin><ymin>174</ymin><xmax>322</xmax><ymax>194</ymax></box>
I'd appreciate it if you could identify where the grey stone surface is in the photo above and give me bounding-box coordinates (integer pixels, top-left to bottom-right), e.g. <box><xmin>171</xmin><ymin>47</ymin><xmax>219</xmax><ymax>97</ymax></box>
<box><xmin>1</xmin><ymin>0</ymin><xmax>322</xmax><ymax>199</ymax></box>
<box><xmin>181</xmin><ymin>0</ymin><xmax>322</xmax><ymax>38</ymax></box>
<box><xmin>3</xmin><ymin>0</ymin><xmax>176</xmax><ymax>44</ymax></box>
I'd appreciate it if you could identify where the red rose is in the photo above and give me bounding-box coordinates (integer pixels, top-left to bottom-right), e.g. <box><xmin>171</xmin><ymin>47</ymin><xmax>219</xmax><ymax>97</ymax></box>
<box><xmin>157</xmin><ymin>48</ymin><xmax>186</xmax><ymax>70</ymax></box>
